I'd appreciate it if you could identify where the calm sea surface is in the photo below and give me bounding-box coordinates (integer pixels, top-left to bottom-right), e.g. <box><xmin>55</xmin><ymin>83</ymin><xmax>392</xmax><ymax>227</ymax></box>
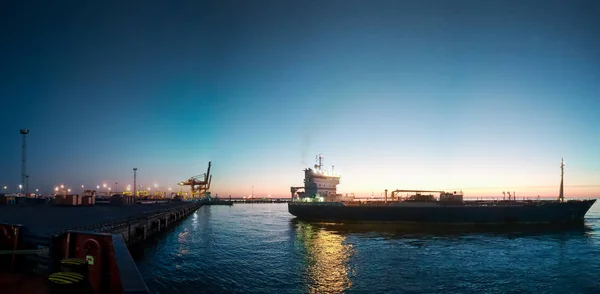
<box><xmin>134</xmin><ymin>202</ymin><xmax>600</xmax><ymax>294</ymax></box>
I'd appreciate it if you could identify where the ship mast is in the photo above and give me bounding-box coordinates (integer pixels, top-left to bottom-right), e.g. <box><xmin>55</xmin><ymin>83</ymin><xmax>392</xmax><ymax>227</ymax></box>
<box><xmin>315</xmin><ymin>154</ymin><xmax>323</xmax><ymax>171</ymax></box>
<box><xmin>558</xmin><ymin>158</ymin><xmax>565</xmax><ymax>202</ymax></box>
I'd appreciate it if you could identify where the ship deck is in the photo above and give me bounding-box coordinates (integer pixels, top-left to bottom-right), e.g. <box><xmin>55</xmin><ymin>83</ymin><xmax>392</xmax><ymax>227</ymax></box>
<box><xmin>0</xmin><ymin>202</ymin><xmax>192</xmax><ymax>236</ymax></box>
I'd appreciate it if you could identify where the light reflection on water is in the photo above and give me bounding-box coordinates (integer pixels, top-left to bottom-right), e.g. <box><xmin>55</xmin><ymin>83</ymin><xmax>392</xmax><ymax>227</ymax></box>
<box><xmin>294</xmin><ymin>221</ymin><xmax>354</xmax><ymax>293</ymax></box>
<box><xmin>191</xmin><ymin>211</ymin><xmax>199</xmax><ymax>230</ymax></box>
<box><xmin>177</xmin><ymin>229</ymin><xmax>189</xmax><ymax>256</ymax></box>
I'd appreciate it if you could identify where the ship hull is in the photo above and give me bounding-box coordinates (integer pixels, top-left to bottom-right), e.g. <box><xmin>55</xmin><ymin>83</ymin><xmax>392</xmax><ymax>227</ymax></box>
<box><xmin>288</xmin><ymin>200</ymin><xmax>597</xmax><ymax>224</ymax></box>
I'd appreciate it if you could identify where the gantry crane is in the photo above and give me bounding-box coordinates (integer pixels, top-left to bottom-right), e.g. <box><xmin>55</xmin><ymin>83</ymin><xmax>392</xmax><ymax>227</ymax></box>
<box><xmin>178</xmin><ymin>161</ymin><xmax>212</xmax><ymax>199</ymax></box>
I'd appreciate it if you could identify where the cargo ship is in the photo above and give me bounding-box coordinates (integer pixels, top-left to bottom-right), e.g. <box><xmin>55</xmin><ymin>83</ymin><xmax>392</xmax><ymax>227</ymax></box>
<box><xmin>288</xmin><ymin>155</ymin><xmax>596</xmax><ymax>224</ymax></box>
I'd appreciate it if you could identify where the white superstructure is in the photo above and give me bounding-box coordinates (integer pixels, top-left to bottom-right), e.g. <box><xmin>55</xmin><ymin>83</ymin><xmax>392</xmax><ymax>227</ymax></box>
<box><xmin>291</xmin><ymin>154</ymin><xmax>344</xmax><ymax>202</ymax></box>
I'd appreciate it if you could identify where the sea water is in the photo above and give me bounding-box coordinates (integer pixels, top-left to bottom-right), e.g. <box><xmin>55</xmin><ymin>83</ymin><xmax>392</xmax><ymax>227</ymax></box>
<box><xmin>135</xmin><ymin>202</ymin><xmax>600</xmax><ymax>294</ymax></box>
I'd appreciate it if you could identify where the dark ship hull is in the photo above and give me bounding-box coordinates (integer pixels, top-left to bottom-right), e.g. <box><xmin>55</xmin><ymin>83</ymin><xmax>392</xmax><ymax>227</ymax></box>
<box><xmin>288</xmin><ymin>200</ymin><xmax>597</xmax><ymax>224</ymax></box>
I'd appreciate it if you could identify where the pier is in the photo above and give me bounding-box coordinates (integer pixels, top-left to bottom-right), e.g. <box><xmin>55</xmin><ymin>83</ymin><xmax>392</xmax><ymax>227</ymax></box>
<box><xmin>1</xmin><ymin>200</ymin><xmax>206</xmax><ymax>293</ymax></box>
<box><xmin>0</xmin><ymin>201</ymin><xmax>203</xmax><ymax>238</ymax></box>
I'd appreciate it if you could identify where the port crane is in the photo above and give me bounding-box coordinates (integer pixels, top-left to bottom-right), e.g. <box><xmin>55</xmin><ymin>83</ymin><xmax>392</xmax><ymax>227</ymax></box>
<box><xmin>178</xmin><ymin>161</ymin><xmax>212</xmax><ymax>199</ymax></box>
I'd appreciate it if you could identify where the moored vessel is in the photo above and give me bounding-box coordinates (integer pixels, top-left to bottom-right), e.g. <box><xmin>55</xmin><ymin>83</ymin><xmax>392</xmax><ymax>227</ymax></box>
<box><xmin>288</xmin><ymin>155</ymin><xmax>596</xmax><ymax>224</ymax></box>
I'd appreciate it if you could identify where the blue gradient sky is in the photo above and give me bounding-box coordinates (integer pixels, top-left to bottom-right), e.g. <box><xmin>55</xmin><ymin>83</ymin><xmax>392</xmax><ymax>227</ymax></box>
<box><xmin>1</xmin><ymin>1</ymin><xmax>599</xmax><ymax>198</ymax></box>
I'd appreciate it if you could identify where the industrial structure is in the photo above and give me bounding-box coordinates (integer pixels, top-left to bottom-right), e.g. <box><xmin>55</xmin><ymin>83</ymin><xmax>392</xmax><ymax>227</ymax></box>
<box><xmin>558</xmin><ymin>158</ymin><xmax>565</xmax><ymax>202</ymax></box>
<box><xmin>133</xmin><ymin>167</ymin><xmax>138</xmax><ymax>200</ymax></box>
<box><xmin>19</xmin><ymin>128</ymin><xmax>29</xmax><ymax>196</ymax></box>
<box><xmin>178</xmin><ymin>162</ymin><xmax>212</xmax><ymax>199</ymax></box>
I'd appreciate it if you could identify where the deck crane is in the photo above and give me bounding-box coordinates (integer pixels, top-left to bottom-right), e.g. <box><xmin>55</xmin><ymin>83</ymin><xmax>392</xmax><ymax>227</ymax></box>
<box><xmin>178</xmin><ymin>161</ymin><xmax>212</xmax><ymax>199</ymax></box>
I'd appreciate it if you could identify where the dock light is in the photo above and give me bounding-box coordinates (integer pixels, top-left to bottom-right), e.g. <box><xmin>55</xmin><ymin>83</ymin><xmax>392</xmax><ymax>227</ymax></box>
<box><xmin>148</xmin><ymin>187</ymin><xmax>151</xmax><ymax>191</ymax></box>
<box><xmin>67</xmin><ymin>189</ymin><xmax>71</xmax><ymax>193</ymax></box>
<box><xmin>154</xmin><ymin>184</ymin><xmax>158</xmax><ymax>189</ymax></box>
<box><xmin>81</xmin><ymin>185</ymin><xmax>84</xmax><ymax>189</ymax></box>
<box><xmin>3</xmin><ymin>186</ymin><xmax>6</xmax><ymax>190</ymax></box>
<box><xmin>96</xmin><ymin>185</ymin><xmax>100</xmax><ymax>189</ymax></box>
<box><xmin>108</xmin><ymin>187</ymin><xmax>111</xmax><ymax>191</ymax></box>
<box><xmin>168</xmin><ymin>187</ymin><xmax>172</xmax><ymax>191</ymax></box>
<box><xmin>19</xmin><ymin>184</ymin><xmax>22</xmax><ymax>190</ymax></box>
<box><xmin>55</xmin><ymin>187</ymin><xmax>59</xmax><ymax>192</ymax></box>
<box><xmin>126</xmin><ymin>187</ymin><xmax>131</xmax><ymax>191</ymax></box>
<box><xmin>60</xmin><ymin>184</ymin><xmax>64</xmax><ymax>189</ymax></box>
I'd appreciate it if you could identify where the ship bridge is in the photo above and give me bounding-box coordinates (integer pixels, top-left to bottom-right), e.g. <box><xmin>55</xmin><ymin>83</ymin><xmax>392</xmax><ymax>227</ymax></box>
<box><xmin>291</xmin><ymin>154</ymin><xmax>342</xmax><ymax>202</ymax></box>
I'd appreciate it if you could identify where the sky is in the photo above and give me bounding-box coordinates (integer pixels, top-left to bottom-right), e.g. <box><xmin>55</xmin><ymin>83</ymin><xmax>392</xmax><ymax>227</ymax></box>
<box><xmin>1</xmin><ymin>0</ymin><xmax>599</xmax><ymax>198</ymax></box>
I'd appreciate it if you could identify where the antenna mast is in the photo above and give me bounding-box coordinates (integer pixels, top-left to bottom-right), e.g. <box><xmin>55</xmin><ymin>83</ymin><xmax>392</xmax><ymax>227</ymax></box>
<box><xmin>558</xmin><ymin>158</ymin><xmax>565</xmax><ymax>202</ymax></box>
<box><xmin>318</xmin><ymin>154</ymin><xmax>323</xmax><ymax>169</ymax></box>
<box><xmin>314</xmin><ymin>154</ymin><xmax>323</xmax><ymax>170</ymax></box>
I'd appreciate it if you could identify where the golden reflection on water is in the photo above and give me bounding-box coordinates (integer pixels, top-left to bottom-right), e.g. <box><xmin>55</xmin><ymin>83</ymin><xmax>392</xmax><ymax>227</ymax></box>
<box><xmin>296</xmin><ymin>221</ymin><xmax>354</xmax><ymax>294</ymax></box>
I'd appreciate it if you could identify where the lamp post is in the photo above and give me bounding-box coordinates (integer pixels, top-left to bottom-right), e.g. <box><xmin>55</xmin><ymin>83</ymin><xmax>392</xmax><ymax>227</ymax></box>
<box><xmin>115</xmin><ymin>182</ymin><xmax>118</xmax><ymax>193</ymax></box>
<box><xmin>133</xmin><ymin>168</ymin><xmax>137</xmax><ymax>200</ymax></box>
